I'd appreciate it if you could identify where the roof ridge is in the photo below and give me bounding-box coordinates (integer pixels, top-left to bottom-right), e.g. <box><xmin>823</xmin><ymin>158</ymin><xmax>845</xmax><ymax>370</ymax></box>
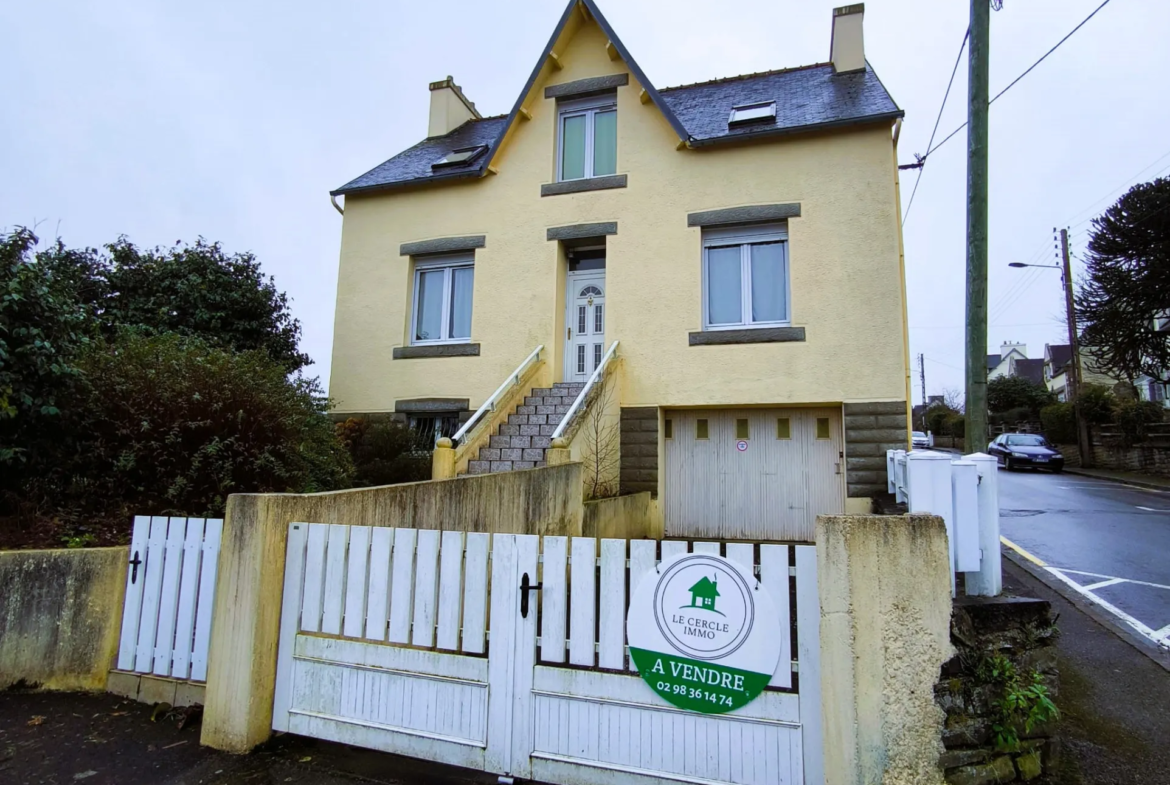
<box><xmin>659</xmin><ymin>62</ymin><xmax>834</xmax><ymax>93</ymax></box>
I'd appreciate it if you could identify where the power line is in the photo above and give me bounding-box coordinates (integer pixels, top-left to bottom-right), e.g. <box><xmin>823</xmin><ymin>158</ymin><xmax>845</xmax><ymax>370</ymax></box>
<box><xmin>901</xmin><ymin>28</ymin><xmax>969</xmax><ymax>227</ymax></box>
<box><xmin>917</xmin><ymin>0</ymin><xmax>1116</xmax><ymax>163</ymax></box>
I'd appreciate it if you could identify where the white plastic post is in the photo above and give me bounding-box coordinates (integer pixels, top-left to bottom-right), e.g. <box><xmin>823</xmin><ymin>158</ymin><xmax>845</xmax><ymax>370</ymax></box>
<box><xmin>892</xmin><ymin>449</ymin><xmax>908</xmax><ymax>503</ymax></box>
<box><xmin>951</xmin><ymin>461</ymin><xmax>981</xmax><ymax>573</ymax></box>
<box><xmin>887</xmin><ymin>450</ymin><xmax>897</xmax><ymax>494</ymax></box>
<box><xmin>964</xmin><ymin>452</ymin><xmax>1002</xmax><ymax>596</ymax></box>
<box><xmin>906</xmin><ymin>451</ymin><xmax>958</xmax><ymax>595</ymax></box>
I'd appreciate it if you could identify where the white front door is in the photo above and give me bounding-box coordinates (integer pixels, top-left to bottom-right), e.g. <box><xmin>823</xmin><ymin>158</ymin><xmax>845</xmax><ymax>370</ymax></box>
<box><xmin>565</xmin><ymin>271</ymin><xmax>606</xmax><ymax>383</ymax></box>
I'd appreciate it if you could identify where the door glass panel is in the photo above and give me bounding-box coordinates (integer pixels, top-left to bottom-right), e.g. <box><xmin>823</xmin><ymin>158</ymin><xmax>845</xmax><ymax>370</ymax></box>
<box><xmin>776</xmin><ymin>418</ymin><xmax>791</xmax><ymax>439</ymax></box>
<box><xmin>561</xmin><ymin>114</ymin><xmax>586</xmax><ymax>180</ymax></box>
<box><xmin>448</xmin><ymin>266</ymin><xmax>474</xmax><ymax>339</ymax></box>
<box><xmin>736</xmin><ymin>419</ymin><xmax>749</xmax><ymax>439</ymax></box>
<box><xmin>414</xmin><ymin>269</ymin><xmax>445</xmax><ymax>341</ymax></box>
<box><xmin>707</xmin><ymin>246</ymin><xmax>742</xmax><ymax>325</ymax></box>
<box><xmin>578</xmin><ymin>306</ymin><xmax>587</xmax><ymax>335</ymax></box>
<box><xmin>593</xmin><ymin>109</ymin><xmax>617</xmax><ymax>176</ymax></box>
<box><xmin>750</xmin><ymin>242</ymin><xmax>786</xmax><ymax>323</ymax></box>
<box><xmin>816</xmin><ymin>417</ymin><xmax>831</xmax><ymax>439</ymax></box>
<box><xmin>593</xmin><ymin>343</ymin><xmax>602</xmax><ymax>370</ymax></box>
<box><xmin>594</xmin><ymin>303</ymin><xmax>603</xmax><ymax>334</ymax></box>
<box><xmin>577</xmin><ymin>345</ymin><xmax>586</xmax><ymax>374</ymax></box>
<box><xmin>696</xmin><ymin>419</ymin><xmax>709</xmax><ymax>439</ymax></box>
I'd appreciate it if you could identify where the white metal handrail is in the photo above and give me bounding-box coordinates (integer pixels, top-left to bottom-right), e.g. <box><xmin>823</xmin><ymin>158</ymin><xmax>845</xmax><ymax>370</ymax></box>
<box><xmin>551</xmin><ymin>340</ymin><xmax>619</xmax><ymax>441</ymax></box>
<box><xmin>452</xmin><ymin>345</ymin><xmax>543</xmax><ymax>445</ymax></box>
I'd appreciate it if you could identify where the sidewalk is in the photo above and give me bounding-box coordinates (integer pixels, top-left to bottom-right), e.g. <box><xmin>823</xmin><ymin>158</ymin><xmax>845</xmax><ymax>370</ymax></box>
<box><xmin>1062</xmin><ymin>465</ymin><xmax>1170</xmax><ymax>491</ymax></box>
<box><xmin>1002</xmin><ymin>558</ymin><xmax>1170</xmax><ymax>783</ymax></box>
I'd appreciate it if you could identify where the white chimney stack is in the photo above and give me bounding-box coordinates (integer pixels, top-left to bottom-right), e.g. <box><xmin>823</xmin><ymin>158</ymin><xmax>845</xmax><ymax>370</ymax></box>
<box><xmin>830</xmin><ymin>4</ymin><xmax>866</xmax><ymax>74</ymax></box>
<box><xmin>428</xmin><ymin>76</ymin><xmax>481</xmax><ymax>138</ymax></box>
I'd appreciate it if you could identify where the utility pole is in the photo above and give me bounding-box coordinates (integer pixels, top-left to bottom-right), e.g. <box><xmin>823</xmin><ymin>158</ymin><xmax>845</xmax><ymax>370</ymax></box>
<box><xmin>919</xmin><ymin>353</ymin><xmax>927</xmax><ymax>428</ymax></box>
<box><xmin>1060</xmin><ymin>227</ymin><xmax>1094</xmax><ymax>467</ymax></box>
<box><xmin>964</xmin><ymin>0</ymin><xmax>991</xmax><ymax>454</ymax></box>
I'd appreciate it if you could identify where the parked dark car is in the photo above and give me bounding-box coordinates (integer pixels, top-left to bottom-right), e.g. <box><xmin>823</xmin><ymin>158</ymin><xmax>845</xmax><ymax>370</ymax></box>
<box><xmin>988</xmin><ymin>433</ymin><xmax>1064</xmax><ymax>472</ymax></box>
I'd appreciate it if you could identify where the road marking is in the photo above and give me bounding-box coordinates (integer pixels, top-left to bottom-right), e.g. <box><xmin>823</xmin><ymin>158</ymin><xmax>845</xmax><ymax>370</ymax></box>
<box><xmin>1055</xmin><ymin>569</ymin><xmax>1170</xmax><ymax>592</ymax></box>
<box><xmin>1156</xmin><ymin>624</ymin><xmax>1170</xmax><ymax>643</ymax></box>
<box><xmin>1136</xmin><ymin>506</ymin><xmax>1170</xmax><ymax>512</ymax></box>
<box><xmin>1082</xmin><ymin>577</ymin><xmax>1126</xmax><ymax>591</ymax></box>
<box><xmin>1000</xmin><ymin>536</ymin><xmax>1046</xmax><ymax>566</ymax></box>
<box><xmin>1045</xmin><ymin>568</ymin><xmax>1169</xmax><ymax>649</ymax></box>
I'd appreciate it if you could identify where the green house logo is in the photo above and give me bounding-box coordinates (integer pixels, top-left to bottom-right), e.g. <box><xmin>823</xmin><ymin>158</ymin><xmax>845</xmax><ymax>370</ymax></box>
<box><xmin>684</xmin><ymin>575</ymin><xmax>723</xmax><ymax>616</ymax></box>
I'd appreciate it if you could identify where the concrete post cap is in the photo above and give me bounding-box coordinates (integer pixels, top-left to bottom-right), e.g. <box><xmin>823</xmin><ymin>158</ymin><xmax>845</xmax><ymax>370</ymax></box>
<box><xmin>551</xmin><ymin>437</ymin><xmax>569</xmax><ymax>448</ymax></box>
<box><xmin>435</xmin><ymin>437</ymin><xmax>453</xmax><ymax>449</ymax></box>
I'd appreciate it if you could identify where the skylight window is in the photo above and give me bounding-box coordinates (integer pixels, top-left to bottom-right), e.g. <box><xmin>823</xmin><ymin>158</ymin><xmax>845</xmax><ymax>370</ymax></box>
<box><xmin>432</xmin><ymin>145</ymin><xmax>487</xmax><ymax>169</ymax></box>
<box><xmin>728</xmin><ymin>101</ymin><xmax>776</xmax><ymax>126</ymax></box>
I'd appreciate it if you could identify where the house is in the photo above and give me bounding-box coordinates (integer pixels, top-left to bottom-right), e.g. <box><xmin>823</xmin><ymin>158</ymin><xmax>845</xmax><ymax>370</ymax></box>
<box><xmin>987</xmin><ymin>341</ymin><xmax>1028</xmax><ymax>380</ymax></box>
<box><xmin>687</xmin><ymin>577</ymin><xmax>720</xmax><ymax>611</ymax></box>
<box><xmin>326</xmin><ymin>0</ymin><xmax>909</xmax><ymax>538</ymax></box>
<box><xmin>1044</xmin><ymin>342</ymin><xmax>1125</xmax><ymax>402</ymax></box>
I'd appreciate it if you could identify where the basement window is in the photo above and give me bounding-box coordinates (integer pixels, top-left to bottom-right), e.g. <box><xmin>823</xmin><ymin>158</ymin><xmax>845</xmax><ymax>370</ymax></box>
<box><xmin>432</xmin><ymin>145</ymin><xmax>487</xmax><ymax>169</ymax></box>
<box><xmin>728</xmin><ymin>101</ymin><xmax>776</xmax><ymax>127</ymax></box>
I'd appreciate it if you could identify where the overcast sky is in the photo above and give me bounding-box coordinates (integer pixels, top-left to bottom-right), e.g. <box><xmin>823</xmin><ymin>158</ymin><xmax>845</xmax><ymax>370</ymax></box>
<box><xmin>4</xmin><ymin>0</ymin><xmax>1168</xmax><ymax>404</ymax></box>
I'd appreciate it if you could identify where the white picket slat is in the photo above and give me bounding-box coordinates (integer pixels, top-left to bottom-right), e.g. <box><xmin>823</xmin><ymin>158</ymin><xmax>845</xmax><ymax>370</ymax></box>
<box><xmin>627</xmin><ymin>540</ymin><xmax>657</xmax><ymax>672</ymax></box>
<box><xmin>272</xmin><ymin>522</ymin><xmax>309</xmax><ymax>732</ymax></box>
<box><xmin>343</xmin><ymin>526</ymin><xmax>371</xmax><ymax>639</ymax></box>
<box><xmin>320</xmin><ymin>525</ymin><xmax>349</xmax><ymax>636</ymax></box>
<box><xmin>509</xmin><ymin>535</ymin><xmax>540</xmax><ymax>779</ymax></box>
<box><xmin>388</xmin><ymin>528</ymin><xmax>417</xmax><ymax>644</ymax></box>
<box><xmin>484</xmin><ymin>534</ymin><xmax>517</xmax><ymax>774</ymax></box>
<box><xmin>598</xmin><ymin>539</ymin><xmax>626</xmax><ymax>670</ymax></box>
<box><xmin>299</xmin><ymin>524</ymin><xmax>329</xmax><ymax>633</ymax></box>
<box><xmin>189</xmin><ymin>518</ymin><xmax>221</xmax><ymax>682</ymax></box>
<box><xmin>693</xmin><ymin>541</ymin><xmax>720</xmax><ymax>555</ymax></box>
<box><xmin>171</xmin><ymin>518</ymin><xmax>205</xmax><ymax>680</ymax></box>
<box><xmin>134</xmin><ymin>516</ymin><xmax>168</xmax><ymax>673</ymax></box>
<box><xmin>660</xmin><ymin>539</ymin><xmax>688</xmax><ymax>562</ymax></box>
<box><xmin>725</xmin><ymin>542</ymin><xmax>754</xmax><ymax>572</ymax></box>
<box><xmin>796</xmin><ymin>544</ymin><xmax>823</xmax><ymax>784</ymax></box>
<box><xmin>412</xmin><ymin>530</ymin><xmax>441</xmax><ymax>647</ymax></box>
<box><xmin>539</xmin><ymin>537</ymin><xmax>568</xmax><ymax>664</ymax></box>
<box><xmin>569</xmin><ymin>537</ymin><xmax>596</xmax><ymax>667</ymax></box>
<box><xmin>436</xmin><ymin>531</ymin><xmax>465</xmax><ymax>651</ymax></box>
<box><xmin>461</xmin><ymin>533</ymin><xmax>490</xmax><ymax>654</ymax></box>
<box><xmin>152</xmin><ymin>518</ymin><xmax>187</xmax><ymax>675</ymax></box>
<box><xmin>365</xmin><ymin>527</ymin><xmax>393</xmax><ymax>642</ymax></box>
<box><xmin>116</xmin><ymin>516</ymin><xmax>150</xmax><ymax>671</ymax></box>
<box><xmin>760</xmin><ymin>544</ymin><xmax>792</xmax><ymax>689</ymax></box>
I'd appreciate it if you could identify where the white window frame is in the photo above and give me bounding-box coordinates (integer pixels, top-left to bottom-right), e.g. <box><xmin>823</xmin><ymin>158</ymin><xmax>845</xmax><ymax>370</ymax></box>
<box><xmin>410</xmin><ymin>253</ymin><xmax>474</xmax><ymax>345</ymax></box>
<box><xmin>557</xmin><ymin>94</ymin><xmax>617</xmax><ymax>182</ymax></box>
<box><xmin>701</xmin><ymin>223</ymin><xmax>790</xmax><ymax>331</ymax></box>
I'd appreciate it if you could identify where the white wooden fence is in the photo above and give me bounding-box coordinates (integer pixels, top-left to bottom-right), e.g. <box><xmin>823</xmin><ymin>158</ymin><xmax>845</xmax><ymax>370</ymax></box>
<box><xmin>273</xmin><ymin>524</ymin><xmax>822</xmax><ymax>785</ymax></box>
<box><xmin>887</xmin><ymin>450</ymin><xmax>1001</xmax><ymax>596</ymax></box>
<box><xmin>116</xmin><ymin>516</ymin><xmax>223</xmax><ymax>681</ymax></box>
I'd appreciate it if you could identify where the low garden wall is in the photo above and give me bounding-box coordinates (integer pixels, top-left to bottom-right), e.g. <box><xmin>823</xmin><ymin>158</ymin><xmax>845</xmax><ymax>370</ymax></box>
<box><xmin>0</xmin><ymin>547</ymin><xmax>126</xmax><ymax>691</ymax></box>
<box><xmin>582</xmin><ymin>492</ymin><xmax>661</xmax><ymax>539</ymax></box>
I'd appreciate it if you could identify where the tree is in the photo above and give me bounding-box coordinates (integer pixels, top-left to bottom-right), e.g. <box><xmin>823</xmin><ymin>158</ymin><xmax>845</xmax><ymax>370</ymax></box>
<box><xmin>987</xmin><ymin>376</ymin><xmax>1054</xmax><ymax>415</ymax></box>
<box><xmin>336</xmin><ymin>418</ymin><xmax>432</xmax><ymax>487</ymax></box>
<box><xmin>579</xmin><ymin>375</ymin><xmax>620</xmax><ymax>500</ymax></box>
<box><xmin>1077</xmin><ymin>177</ymin><xmax>1170</xmax><ymax>384</ymax></box>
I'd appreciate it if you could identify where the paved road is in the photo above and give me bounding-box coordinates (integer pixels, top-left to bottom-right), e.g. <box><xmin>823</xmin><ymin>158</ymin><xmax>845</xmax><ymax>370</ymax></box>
<box><xmin>998</xmin><ymin>467</ymin><xmax>1170</xmax><ymax>648</ymax></box>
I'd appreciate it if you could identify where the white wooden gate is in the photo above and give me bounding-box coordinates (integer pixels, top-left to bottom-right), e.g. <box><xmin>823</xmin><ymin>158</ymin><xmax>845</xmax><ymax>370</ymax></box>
<box><xmin>273</xmin><ymin>525</ymin><xmax>822</xmax><ymax>784</ymax></box>
<box><xmin>116</xmin><ymin>515</ymin><xmax>223</xmax><ymax>681</ymax></box>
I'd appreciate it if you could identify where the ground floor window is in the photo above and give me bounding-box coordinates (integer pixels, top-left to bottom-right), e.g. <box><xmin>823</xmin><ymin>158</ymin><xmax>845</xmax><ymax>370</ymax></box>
<box><xmin>702</xmin><ymin>223</ymin><xmax>789</xmax><ymax>330</ymax></box>
<box><xmin>412</xmin><ymin>255</ymin><xmax>474</xmax><ymax>344</ymax></box>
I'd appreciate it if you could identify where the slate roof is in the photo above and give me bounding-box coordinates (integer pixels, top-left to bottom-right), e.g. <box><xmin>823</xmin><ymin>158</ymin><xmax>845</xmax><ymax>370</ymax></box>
<box><xmin>332</xmin><ymin>0</ymin><xmax>901</xmax><ymax>197</ymax></box>
<box><xmin>1047</xmin><ymin>344</ymin><xmax>1073</xmax><ymax>372</ymax></box>
<box><xmin>987</xmin><ymin>354</ymin><xmax>1002</xmax><ymax>372</ymax></box>
<box><xmin>1013</xmin><ymin>359</ymin><xmax>1046</xmax><ymax>387</ymax></box>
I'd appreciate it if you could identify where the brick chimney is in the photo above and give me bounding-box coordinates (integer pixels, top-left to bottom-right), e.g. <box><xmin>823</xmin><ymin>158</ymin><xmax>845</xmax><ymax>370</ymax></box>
<box><xmin>428</xmin><ymin>76</ymin><xmax>481</xmax><ymax>138</ymax></box>
<box><xmin>830</xmin><ymin>4</ymin><xmax>866</xmax><ymax>74</ymax></box>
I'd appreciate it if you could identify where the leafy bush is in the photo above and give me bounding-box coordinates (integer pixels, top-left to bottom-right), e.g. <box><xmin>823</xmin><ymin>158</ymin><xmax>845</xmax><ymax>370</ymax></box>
<box><xmin>1040</xmin><ymin>403</ymin><xmax>1076</xmax><ymax>445</ymax></box>
<box><xmin>1078</xmin><ymin>384</ymin><xmax>1116</xmax><ymax>425</ymax></box>
<box><xmin>987</xmin><ymin>376</ymin><xmax>1054</xmax><ymax>416</ymax></box>
<box><xmin>1112</xmin><ymin>399</ymin><xmax>1164</xmax><ymax>446</ymax></box>
<box><xmin>337</xmin><ymin>418</ymin><xmax>431</xmax><ymax>487</ymax></box>
<box><xmin>20</xmin><ymin>332</ymin><xmax>352</xmax><ymax>523</ymax></box>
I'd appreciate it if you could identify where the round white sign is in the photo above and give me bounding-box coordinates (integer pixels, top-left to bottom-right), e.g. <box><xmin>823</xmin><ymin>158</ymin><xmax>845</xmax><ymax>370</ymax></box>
<box><xmin>627</xmin><ymin>552</ymin><xmax>781</xmax><ymax>714</ymax></box>
<box><xmin>736</xmin><ymin>440</ymin><xmax>748</xmax><ymax>452</ymax></box>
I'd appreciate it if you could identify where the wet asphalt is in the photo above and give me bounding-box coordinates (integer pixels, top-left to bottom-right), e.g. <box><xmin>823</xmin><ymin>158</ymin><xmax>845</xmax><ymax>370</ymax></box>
<box><xmin>997</xmin><ymin>467</ymin><xmax>1170</xmax><ymax>641</ymax></box>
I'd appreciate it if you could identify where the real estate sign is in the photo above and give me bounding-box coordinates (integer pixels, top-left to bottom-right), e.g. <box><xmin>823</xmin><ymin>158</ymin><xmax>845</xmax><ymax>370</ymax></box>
<box><xmin>627</xmin><ymin>552</ymin><xmax>781</xmax><ymax>714</ymax></box>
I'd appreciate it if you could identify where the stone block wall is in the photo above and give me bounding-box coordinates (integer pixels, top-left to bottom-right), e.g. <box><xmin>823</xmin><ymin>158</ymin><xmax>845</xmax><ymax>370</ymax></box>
<box><xmin>936</xmin><ymin>596</ymin><xmax>1060</xmax><ymax>783</ymax></box>
<box><xmin>620</xmin><ymin>406</ymin><xmax>658</xmax><ymax>497</ymax></box>
<box><xmin>843</xmin><ymin>401</ymin><xmax>908</xmax><ymax>499</ymax></box>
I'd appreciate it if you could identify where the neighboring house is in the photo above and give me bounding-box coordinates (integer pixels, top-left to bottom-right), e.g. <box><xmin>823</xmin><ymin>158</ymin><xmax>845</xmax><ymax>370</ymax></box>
<box><xmin>987</xmin><ymin>341</ymin><xmax>1027</xmax><ymax>381</ymax></box>
<box><xmin>1044</xmin><ymin>342</ymin><xmax>1125</xmax><ymax>403</ymax></box>
<box><xmin>327</xmin><ymin>0</ymin><xmax>909</xmax><ymax>537</ymax></box>
<box><xmin>1009</xmin><ymin>358</ymin><xmax>1045</xmax><ymax>387</ymax></box>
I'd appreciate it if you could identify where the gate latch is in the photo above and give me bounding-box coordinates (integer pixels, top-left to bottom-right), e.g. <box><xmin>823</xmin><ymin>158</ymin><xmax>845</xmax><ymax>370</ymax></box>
<box><xmin>129</xmin><ymin>551</ymin><xmax>144</xmax><ymax>585</ymax></box>
<box><xmin>519</xmin><ymin>572</ymin><xmax>542</xmax><ymax>618</ymax></box>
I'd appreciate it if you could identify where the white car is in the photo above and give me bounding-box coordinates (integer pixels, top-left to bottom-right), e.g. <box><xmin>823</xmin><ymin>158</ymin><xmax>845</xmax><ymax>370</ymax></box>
<box><xmin>911</xmin><ymin>431</ymin><xmax>930</xmax><ymax>449</ymax></box>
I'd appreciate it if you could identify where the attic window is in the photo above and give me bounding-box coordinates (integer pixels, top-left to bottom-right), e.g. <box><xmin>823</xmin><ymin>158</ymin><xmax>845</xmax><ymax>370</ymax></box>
<box><xmin>728</xmin><ymin>101</ymin><xmax>776</xmax><ymax>127</ymax></box>
<box><xmin>432</xmin><ymin>145</ymin><xmax>487</xmax><ymax>169</ymax></box>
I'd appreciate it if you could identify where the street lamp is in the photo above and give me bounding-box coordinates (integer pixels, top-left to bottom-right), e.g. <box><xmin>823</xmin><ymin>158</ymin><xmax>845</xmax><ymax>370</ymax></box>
<box><xmin>1007</xmin><ymin>228</ymin><xmax>1093</xmax><ymax>466</ymax></box>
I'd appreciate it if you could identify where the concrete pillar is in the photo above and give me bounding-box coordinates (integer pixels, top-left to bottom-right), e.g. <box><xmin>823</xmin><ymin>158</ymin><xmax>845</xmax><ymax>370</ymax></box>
<box><xmin>817</xmin><ymin>514</ymin><xmax>953</xmax><ymax>785</ymax></box>
<box><xmin>200</xmin><ymin>494</ymin><xmax>287</xmax><ymax>753</ymax></box>
<box><xmin>432</xmin><ymin>438</ymin><xmax>456</xmax><ymax>480</ymax></box>
<box><xmin>546</xmin><ymin>437</ymin><xmax>571</xmax><ymax>466</ymax></box>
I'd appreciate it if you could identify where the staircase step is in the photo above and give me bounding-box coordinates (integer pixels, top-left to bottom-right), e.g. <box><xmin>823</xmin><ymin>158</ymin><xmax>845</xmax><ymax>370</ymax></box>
<box><xmin>519</xmin><ymin>424</ymin><xmax>541</xmax><ymax>436</ymax></box>
<box><xmin>522</xmin><ymin>448</ymin><xmax>545</xmax><ymax>462</ymax></box>
<box><xmin>532</xmin><ymin>435</ymin><xmax>552</xmax><ymax>449</ymax></box>
<box><xmin>524</xmin><ymin>396</ymin><xmax>543</xmax><ymax>406</ymax></box>
<box><xmin>542</xmin><ymin>395</ymin><xmax>564</xmax><ymax>406</ymax></box>
<box><xmin>499</xmin><ymin>424</ymin><xmax>520</xmax><ymax>436</ymax></box>
<box><xmin>516</xmin><ymin>405</ymin><xmax>536</xmax><ymax>415</ymax></box>
<box><xmin>509</xmin><ymin>436</ymin><xmax>532</xmax><ymax>449</ymax></box>
<box><xmin>490</xmin><ymin>435</ymin><xmax>511</xmax><ymax>449</ymax></box>
<box><xmin>528</xmin><ymin>413</ymin><xmax>548</xmax><ymax>425</ymax></box>
<box><xmin>509</xmin><ymin>414</ymin><xmax>529</xmax><ymax>425</ymax></box>
<box><xmin>531</xmin><ymin>388</ymin><xmax>553</xmax><ymax>397</ymax></box>
<box><xmin>500</xmin><ymin>448</ymin><xmax>523</xmax><ymax>461</ymax></box>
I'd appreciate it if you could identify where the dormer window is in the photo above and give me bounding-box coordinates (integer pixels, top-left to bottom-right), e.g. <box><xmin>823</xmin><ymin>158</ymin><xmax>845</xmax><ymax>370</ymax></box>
<box><xmin>432</xmin><ymin>145</ymin><xmax>487</xmax><ymax>169</ymax></box>
<box><xmin>728</xmin><ymin>101</ymin><xmax>776</xmax><ymax>127</ymax></box>
<box><xmin>557</xmin><ymin>94</ymin><xmax>617</xmax><ymax>181</ymax></box>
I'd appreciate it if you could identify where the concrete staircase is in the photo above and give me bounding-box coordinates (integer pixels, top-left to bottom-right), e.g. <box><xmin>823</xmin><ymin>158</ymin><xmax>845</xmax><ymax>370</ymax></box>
<box><xmin>466</xmin><ymin>382</ymin><xmax>584</xmax><ymax>474</ymax></box>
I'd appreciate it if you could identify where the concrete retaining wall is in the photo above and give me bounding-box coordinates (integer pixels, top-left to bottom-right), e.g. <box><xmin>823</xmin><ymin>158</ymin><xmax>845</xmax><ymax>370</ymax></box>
<box><xmin>582</xmin><ymin>492</ymin><xmax>662</xmax><ymax>539</ymax></box>
<box><xmin>0</xmin><ymin>547</ymin><xmax>126</xmax><ymax>691</ymax></box>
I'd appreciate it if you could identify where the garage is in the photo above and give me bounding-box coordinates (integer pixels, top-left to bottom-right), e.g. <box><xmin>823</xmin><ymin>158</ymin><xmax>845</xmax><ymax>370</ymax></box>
<box><xmin>663</xmin><ymin>408</ymin><xmax>844</xmax><ymax>541</ymax></box>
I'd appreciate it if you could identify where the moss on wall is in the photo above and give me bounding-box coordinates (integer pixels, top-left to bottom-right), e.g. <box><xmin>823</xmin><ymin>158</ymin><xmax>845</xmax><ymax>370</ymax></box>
<box><xmin>582</xmin><ymin>491</ymin><xmax>661</xmax><ymax>539</ymax></box>
<box><xmin>0</xmin><ymin>547</ymin><xmax>126</xmax><ymax>691</ymax></box>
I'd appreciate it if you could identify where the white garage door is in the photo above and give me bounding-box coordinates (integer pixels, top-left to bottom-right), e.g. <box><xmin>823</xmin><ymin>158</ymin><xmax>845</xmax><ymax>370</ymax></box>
<box><xmin>664</xmin><ymin>408</ymin><xmax>844</xmax><ymax>541</ymax></box>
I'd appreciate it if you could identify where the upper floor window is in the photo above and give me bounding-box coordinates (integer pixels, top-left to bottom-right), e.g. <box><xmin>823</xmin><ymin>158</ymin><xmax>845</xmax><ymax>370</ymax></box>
<box><xmin>412</xmin><ymin>254</ymin><xmax>474</xmax><ymax>344</ymax></box>
<box><xmin>702</xmin><ymin>223</ymin><xmax>789</xmax><ymax>330</ymax></box>
<box><xmin>558</xmin><ymin>94</ymin><xmax>616</xmax><ymax>182</ymax></box>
